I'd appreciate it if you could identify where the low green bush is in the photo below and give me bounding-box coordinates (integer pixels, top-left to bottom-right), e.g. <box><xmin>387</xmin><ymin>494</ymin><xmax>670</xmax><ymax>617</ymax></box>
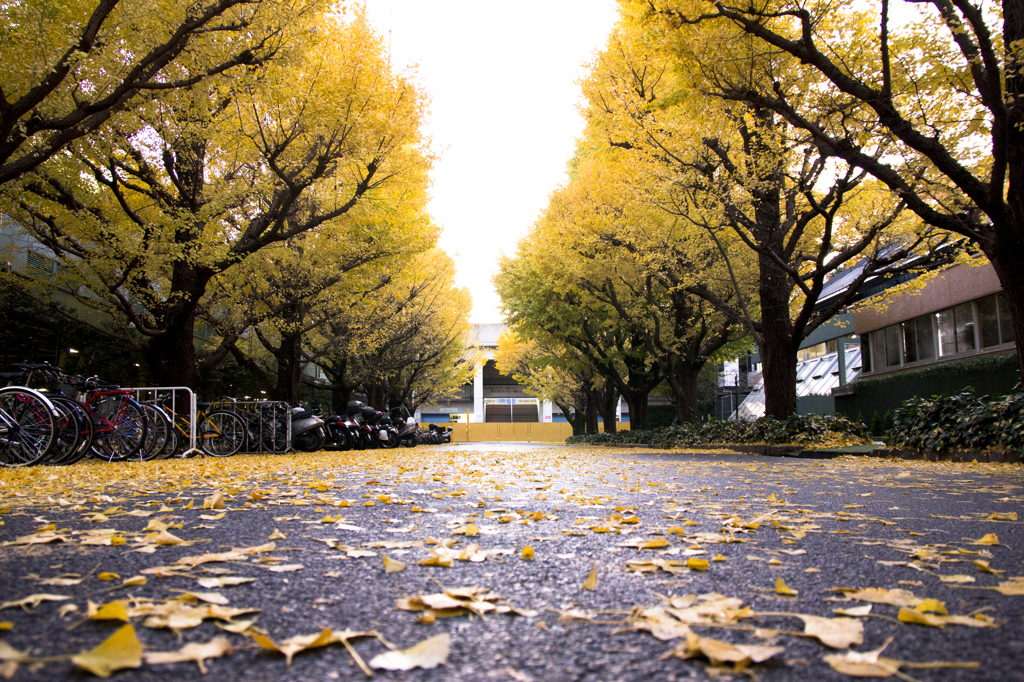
<box><xmin>888</xmin><ymin>389</ymin><xmax>1024</xmax><ymax>453</ymax></box>
<box><xmin>566</xmin><ymin>414</ymin><xmax>870</xmax><ymax>448</ymax></box>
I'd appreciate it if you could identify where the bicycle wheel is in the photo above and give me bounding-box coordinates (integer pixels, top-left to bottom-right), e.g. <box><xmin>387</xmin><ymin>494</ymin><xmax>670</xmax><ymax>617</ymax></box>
<box><xmin>0</xmin><ymin>387</ymin><xmax>56</xmax><ymax>467</ymax></box>
<box><xmin>159</xmin><ymin>424</ymin><xmax>182</xmax><ymax>459</ymax></box>
<box><xmin>49</xmin><ymin>397</ymin><xmax>93</xmax><ymax>465</ymax></box>
<box><xmin>139</xmin><ymin>404</ymin><xmax>171</xmax><ymax>461</ymax></box>
<box><xmin>198</xmin><ymin>410</ymin><xmax>246</xmax><ymax>457</ymax></box>
<box><xmin>91</xmin><ymin>396</ymin><xmax>147</xmax><ymax>462</ymax></box>
<box><xmin>44</xmin><ymin>399</ymin><xmax>81</xmax><ymax>465</ymax></box>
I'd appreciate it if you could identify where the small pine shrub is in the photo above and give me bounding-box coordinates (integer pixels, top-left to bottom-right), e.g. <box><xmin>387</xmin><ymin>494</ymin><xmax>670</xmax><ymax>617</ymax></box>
<box><xmin>870</xmin><ymin>412</ymin><xmax>884</xmax><ymax>437</ymax></box>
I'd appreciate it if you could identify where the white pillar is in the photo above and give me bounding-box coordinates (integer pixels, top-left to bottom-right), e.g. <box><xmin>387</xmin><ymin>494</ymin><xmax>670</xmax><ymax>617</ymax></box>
<box><xmin>473</xmin><ymin>363</ymin><xmax>484</xmax><ymax>423</ymax></box>
<box><xmin>542</xmin><ymin>400</ymin><xmax>553</xmax><ymax>422</ymax></box>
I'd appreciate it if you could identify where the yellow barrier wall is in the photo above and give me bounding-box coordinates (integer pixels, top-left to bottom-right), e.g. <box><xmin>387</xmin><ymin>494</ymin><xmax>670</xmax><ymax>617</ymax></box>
<box><xmin>449</xmin><ymin>422</ymin><xmax>630</xmax><ymax>443</ymax></box>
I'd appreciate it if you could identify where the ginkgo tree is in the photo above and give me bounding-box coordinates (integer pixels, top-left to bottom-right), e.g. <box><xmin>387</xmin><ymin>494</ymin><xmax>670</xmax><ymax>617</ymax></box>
<box><xmin>631</xmin><ymin>0</ymin><xmax>1024</xmax><ymax>385</ymax></box>
<box><xmin>4</xmin><ymin>8</ymin><xmax>434</xmax><ymax>389</ymax></box>
<box><xmin>545</xmin><ymin>146</ymin><xmax>749</xmax><ymax>422</ymax></box>
<box><xmin>205</xmin><ymin>177</ymin><xmax>439</xmax><ymax>404</ymax></box>
<box><xmin>494</xmin><ymin>326</ymin><xmax>616</xmax><ymax>435</ymax></box>
<box><xmin>497</xmin><ymin>221</ymin><xmax>664</xmax><ymax>430</ymax></box>
<box><xmin>307</xmin><ymin>249</ymin><xmax>477</xmax><ymax>414</ymax></box>
<box><xmin>581</xmin><ymin>12</ymin><xmax>951</xmax><ymax>417</ymax></box>
<box><xmin>0</xmin><ymin>0</ymin><xmax>320</xmax><ymax>186</ymax></box>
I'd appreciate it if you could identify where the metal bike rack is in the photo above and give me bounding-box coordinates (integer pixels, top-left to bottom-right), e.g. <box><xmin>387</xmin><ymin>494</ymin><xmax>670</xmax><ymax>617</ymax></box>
<box><xmin>209</xmin><ymin>399</ymin><xmax>291</xmax><ymax>454</ymax></box>
<box><xmin>128</xmin><ymin>387</ymin><xmax>198</xmax><ymax>456</ymax></box>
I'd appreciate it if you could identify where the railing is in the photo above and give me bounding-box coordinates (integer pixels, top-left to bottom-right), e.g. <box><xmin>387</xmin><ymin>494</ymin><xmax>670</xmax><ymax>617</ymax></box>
<box><xmin>210</xmin><ymin>399</ymin><xmax>291</xmax><ymax>454</ymax></box>
<box><xmin>128</xmin><ymin>386</ymin><xmax>198</xmax><ymax>456</ymax></box>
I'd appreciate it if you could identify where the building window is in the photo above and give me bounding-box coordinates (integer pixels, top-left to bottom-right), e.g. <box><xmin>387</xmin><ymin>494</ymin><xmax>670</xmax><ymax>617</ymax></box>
<box><xmin>871</xmin><ymin>329</ymin><xmax>886</xmax><ymax>372</ymax></box>
<box><xmin>902</xmin><ymin>319</ymin><xmax>918</xmax><ymax>363</ymax></box>
<box><xmin>915</xmin><ymin>314</ymin><xmax>936</xmax><ymax>361</ymax></box>
<box><xmin>864</xmin><ymin>292</ymin><xmax>1013</xmax><ymax>375</ymax></box>
<box><xmin>979</xmin><ymin>293</ymin><xmax>1015</xmax><ymax>347</ymax></box>
<box><xmin>26</xmin><ymin>251</ymin><xmax>56</xmax><ymax>278</ymax></box>
<box><xmin>999</xmin><ymin>293</ymin><xmax>1014</xmax><ymax>344</ymax></box>
<box><xmin>937</xmin><ymin>309</ymin><xmax>957</xmax><ymax>357</ymax></box>
<box><xmin>954</xmin><ymin>302</ymin><xmax>976</xmax><ymax>353</ymax></box>
<box><xmin>884</xmin><ymin>324</ymin><xmax>901</xmax><ymax>368</ymax></box>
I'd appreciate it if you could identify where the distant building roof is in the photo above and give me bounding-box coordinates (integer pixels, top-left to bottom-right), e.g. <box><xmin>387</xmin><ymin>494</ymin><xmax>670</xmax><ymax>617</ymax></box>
<box><xmin>471</xmin><ymin>323</ymin><xmax>506</xmax><ymax>348</ymax></box>
<box><xmin>736</xmin><ymin>346</ymin><xmax>862</xmax><ymax>420</ymax></box>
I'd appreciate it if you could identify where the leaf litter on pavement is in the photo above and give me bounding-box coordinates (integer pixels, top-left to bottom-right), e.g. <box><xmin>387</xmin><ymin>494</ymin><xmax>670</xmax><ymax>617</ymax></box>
<box><xmin>0</xmin><ymin>447</ymin><xmax>1019</xmax><ymax>678</ymax></box>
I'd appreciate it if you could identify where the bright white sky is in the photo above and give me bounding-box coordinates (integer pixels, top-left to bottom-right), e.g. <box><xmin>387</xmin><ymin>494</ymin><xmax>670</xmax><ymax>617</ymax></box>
<box><xmin>363</xmin><ymin>1</ymin><xmax>620</xmax><ymax>323</ymax></box>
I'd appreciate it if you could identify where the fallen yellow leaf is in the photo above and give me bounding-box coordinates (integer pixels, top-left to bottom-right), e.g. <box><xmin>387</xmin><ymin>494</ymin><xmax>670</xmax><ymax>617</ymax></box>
<box><xmin>71</xmin><ymin>624</ymin><xmax>142</xmax><ymax>678</ymax></box>
<box><xmin>88</xmin><ymin>601</ymin><xmax>130</xmax><ymax>622</ymax></box>
<box><xmin>369</xmin><ymin>634</ymin><xmax>450</xmax><ymax>671</ymax></box>
<box><xmin>203</xmin><ymin>492</ymin><xmax>225</xmax><ymax>510</ymax></box>
<box><xmin>582</xmin><ymin>563</ymin><xmax>598</xmax><ymax>591</ymax></box>
<box><xmin>774</xmin><ymin>578</ymin><xmax>798</xmax><ymax>596</ymax></box>
<box><xmin>144</xmin><ymin>638</ymin><xmax>231</xmax><ymax>674</ymax></box>
<box><xmin>915</xmin><ymin>599</ymin><xmax>948</xmax><ymax>615</ymax></box>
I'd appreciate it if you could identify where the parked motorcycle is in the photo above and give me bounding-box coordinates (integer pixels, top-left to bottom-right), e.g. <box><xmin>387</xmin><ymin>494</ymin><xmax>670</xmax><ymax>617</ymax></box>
<box><xmin>429</xmin><ymin>423</ymin><xmax>453</xmax><ymax>444</ymax></box>
<box><xmin>290</xmin><ymin>406</ymin><xmax>326</xmax><ymax>452</ymax></box>
<box><xmin>322</xmin><ymin>413</ymin><xmax>354</xmax><ymax>451</ymax></box>
<box><xmin>388</xmin><ymin>406</ymin><xmax>419</xmax><ymax>448</ymax></box>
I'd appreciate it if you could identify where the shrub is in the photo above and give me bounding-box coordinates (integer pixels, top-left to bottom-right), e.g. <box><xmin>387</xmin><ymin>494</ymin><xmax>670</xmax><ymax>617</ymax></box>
<box><xmin>888</xmin><ymin>389</ymin><xmax>1024</xmax><ymax>453</ymax></box>
<box><xmin>870</xmin><ymin>412</ymin><xmax>884</xmax><ymax>437</ymax></box>
<box><xmin>566</xmin><ymin>414</ymin><xmax>870</xmax><ymax>448</ymax></box>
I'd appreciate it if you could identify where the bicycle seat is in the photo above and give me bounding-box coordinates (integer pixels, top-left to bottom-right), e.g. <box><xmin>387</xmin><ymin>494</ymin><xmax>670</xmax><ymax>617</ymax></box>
<box><xmin>11</xmin><ymin>361</ymin><xmax>53</xmax><ymax>370</ymax></box>
<box><xmin>197</xmin><ymin>402</ymin><xmax>211</xmax><ymax>411</ymax></box>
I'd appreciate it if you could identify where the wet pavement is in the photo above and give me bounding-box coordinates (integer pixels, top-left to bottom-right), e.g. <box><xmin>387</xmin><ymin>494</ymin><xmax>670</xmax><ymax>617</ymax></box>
<box><xmin>0</xmin><ymin>444</ymin><xmax>1021</xmax><ymax>681</ymax></box>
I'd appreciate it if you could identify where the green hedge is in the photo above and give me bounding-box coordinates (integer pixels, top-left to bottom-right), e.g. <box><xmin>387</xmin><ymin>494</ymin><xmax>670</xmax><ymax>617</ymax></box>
<box><xmin>567</xmin><ymin>414</ymin><xmax>869</xmax><ymax>448</ymax></box>
<box><xmin>835</xmin><ymin>352</ymin><xmax>1021</xmax><ymax>418</ymax></box>
<box><xmin>647</xmin><ymin>405</ymin><xmax>677</xmax><ymax>429</ymax></box>
<box><xmin>888</xmin><ymin>389</ymin><xmax>1024</xmax><ymax>452</ymax></box>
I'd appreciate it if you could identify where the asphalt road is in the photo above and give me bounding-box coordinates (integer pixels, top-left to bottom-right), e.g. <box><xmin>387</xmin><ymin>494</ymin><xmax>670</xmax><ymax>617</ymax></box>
<box><xmin>0</xmin><ymin>444</ymin><xmax>1021</xmax><ymax>681</ymax></box>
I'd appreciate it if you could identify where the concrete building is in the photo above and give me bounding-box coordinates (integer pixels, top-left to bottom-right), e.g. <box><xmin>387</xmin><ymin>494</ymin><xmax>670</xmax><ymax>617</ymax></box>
<box><xmin>416</xmin><ymin>323</ymin><xmax>637</xmax><ymax>425</ymax></box>
<box><xmin>833</xmin><ymin>258</ymin><xmax>1018</xmax><ymax>417</ymax></box>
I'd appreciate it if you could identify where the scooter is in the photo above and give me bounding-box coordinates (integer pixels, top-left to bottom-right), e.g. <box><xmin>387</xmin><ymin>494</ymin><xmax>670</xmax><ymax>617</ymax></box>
<box><xmin>290</xmin><ymin>406</ymin><xmax>326</xmax><ymax>452</ymax></box>
<box><xmin>429</xmin><ymin>423</ymin><xmax>452</xmax><ymax>443</ymax></box>
<box><xmin>322</xmin><ymin>413</ymin><xmax>354</xmax><ymax>451</ymax></box>
<box><xmin>388</xmin><ymin>406</ymin><xmax>419</xmax><ymax>448</ymax></box>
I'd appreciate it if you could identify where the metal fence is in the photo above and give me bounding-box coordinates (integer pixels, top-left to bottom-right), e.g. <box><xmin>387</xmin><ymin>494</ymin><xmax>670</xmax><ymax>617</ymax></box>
<box><xmin>210</xmin><ymin>399</ymin><xmax>291</xmax><ymax>454</ymax></box>
<box><xmin>128</xmin><ymin>386</ymin><xmax>198</xmax><ymax>456</ymax></box>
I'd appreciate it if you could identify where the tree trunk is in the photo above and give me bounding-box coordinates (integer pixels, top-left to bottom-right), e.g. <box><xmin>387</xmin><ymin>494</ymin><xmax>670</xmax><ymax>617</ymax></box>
<box><xmin>986</xmin><ymin>248</ymin><xmax>1024</xmax><ymax>381</ymax></box>
<box><xmin>365</xmin><ymin>384</ymin><xmax>385</xmax><ymax>410</ymax></box>
<box><xmin>584</xmin><ymin>393</ymin><xmax>599</xmax><ymax>434</ymax></box>
<box><xmin>625</xmin><ymin>391</ymin><xmax>650</xmax><ymax>430</ymax></box>
<box><xmin>596</xmin><ymin>383</ymin><xmax>618</xmax><ymax>434</ymax></box>
<box><xmin>271</xmin><ymin>331</ymin><xmax>303</xmax><ymax>404</ymax></box>
<box><xmin>144</xmin><ymin>315</ymin><xmax>201</xmax><ymax>389</ymax></box>
<box><xmin>331</xmin><ymin>385</ymin><xmax>352</xmax><ymax>415</ymax></box>
<box><xmin>141</xmin><ymin>260</ymin><xmax>215</xmax><ymax>390</ymax></box>
<box><xmin>671</xmin><ymin>368</ymin><xmax>700</xmax><ymax>424</ymax></box>
<box><xmin>995</xmin><ymin>1</ymin><xmax>1024</xmax><ymax>384</ymax></box>
<box><xmin>558</xmin><ymin>400</ymin><xmax>586</xmax><ymax>436</ymax></box>
<box><xmin>760</xmin><ymin>333</ymin><xmax>798</xmax><ymax>419</ymax></box>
